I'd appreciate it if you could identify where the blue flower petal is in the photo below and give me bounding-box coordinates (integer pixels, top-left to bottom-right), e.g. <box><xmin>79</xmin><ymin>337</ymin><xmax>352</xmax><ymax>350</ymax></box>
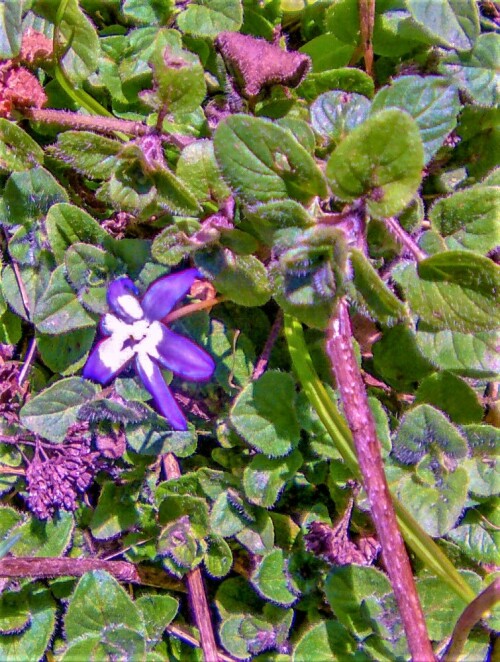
<box><xmin>107</xmin><ymin>277</ymin><xmax>143</xmax><ymax>323</ymax></box>
<box><xmin>155</xmin><ymin>325</ymin><xmax>215</xmax><ymax>381</ymax></box>
<box><xmin>136</xmin><ymin>353</ymin><xmax>188</xmax><ymax>430</ymax></box>
<box><xmin>83</xmin><ymin>336</ymin><xmax>134</xmax><ymax>384</ymax></box>
<box><xmin>141</xmin><ymin>268</ymin><xmax>202</xmax><ymax>321</ymax></box>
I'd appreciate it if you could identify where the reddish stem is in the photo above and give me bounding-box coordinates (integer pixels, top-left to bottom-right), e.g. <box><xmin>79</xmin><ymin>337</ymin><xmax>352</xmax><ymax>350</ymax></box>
<box><xmin>326</xmin><ymin>299</ymin><xmax>434</xmax><ymax>661</ymax></box>
<box><xmin>20</xmin><ymin>107</ymin><xmax>194</xmax><ymax>149</ymax></box>
<box><xmin>0</xmin><ymin>557</ymin><xmax>181</xmax><ymax>590</ymax></box>
<box><xmin>162</xmin><ymin>453</ymin><xmax>220</xmax><ymax>662</ymax></box>
<box><xmin>252</xmin><ymin>309</ymin><xmax>283</xmax><ymax>380</ymax></box>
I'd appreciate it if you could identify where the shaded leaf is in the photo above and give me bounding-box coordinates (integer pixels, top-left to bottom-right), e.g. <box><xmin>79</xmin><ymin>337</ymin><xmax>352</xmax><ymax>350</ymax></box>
<box><xmin>243</xmin><ymin>450</ymin><xmax>303</xmax><ymax>508</ymax></box>
<box><xmin>0</xmin><ymin>119</ymin><xmax>44</xmax><ymax>172</ymax></box>
<box><xmin>20</xmin><ymin>377</ymin><xmax>99</xmax><ymax>443</ymax></box>
<box><xmin>177</xmin><ymin>0</ymin><xmax>243</xmax><ymax>38</ymax></box>
<box><xmin>406</xmin><ymin>0</ymin><xmax>479</xmax><ymax>51</ymax></box>
<box><xmin>310</xmin><ymin>90</ymin><xmax>371</xmax><ymax>143</ymax></box>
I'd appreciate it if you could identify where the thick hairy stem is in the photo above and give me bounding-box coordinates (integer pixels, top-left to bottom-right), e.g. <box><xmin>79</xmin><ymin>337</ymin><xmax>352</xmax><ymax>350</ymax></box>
<box><xmin>326</xmin><ymin>299</ymin><xmax>434</xmax><ymax>661</ymax></box>
<box><xmin>163</xmin><ymin>453</ymin><xmax>220</xmax><ymax>662</ymax></box>
<box><xmin>20</xmin><ymin>108</ymin><xmax>193</xmax><ymax>149</ymax></box>
<box><xmin>0</xmin><ymin>557</ymin><xmax>181</xmax><ymax>590</ymax></box>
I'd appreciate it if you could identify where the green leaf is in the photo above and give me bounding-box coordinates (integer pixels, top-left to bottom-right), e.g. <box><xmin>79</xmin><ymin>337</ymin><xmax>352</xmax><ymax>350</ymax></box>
<box><xmin>236</xmin><ymin>510</ymin><xmax>275</xmax><ymax>555</ymax></box>
<box><xmin>448</xmin><ymin>507</ymin><xmax>499</xmax><ymax>564</ymax></box>
<box><xmin>440</xmin><ymin>33</ymin><xmax>500</xmax><ymax>106</ymax></box>
<box><xmin>418</xmin><ymin>574</ymin><xmax>480</xmax><ymax>640</ymax></box>
<box><xmin>251</xmin><ymin>548</ymin><xmax>298</xmax><ymax>606</ymax></box>
<box><xmin>325</xmin><ymin>565</ymin><xmax>392</xmax><ymax>636</ymax></box>
<box><xmin>45</xmin><ymin>203</ymin><xmax>109</xmax><ymax>263</ymax></box>
<box><xmin>20</xmin><ymin>377</ymin><xmax>99</xmax><ymax>443</ymax></box>
<box><xmin>158</xmin><ymin>494</ymin><xmax>209</xmax><ymax>538</ymax></box>
<box><xmin>33</xmin><ymin>0</ymin><xmax>100</xmax><ymax>84</ymax></box>
<box><xmin>135</xmin><ymin>594</ymin><xmax>178</xmax><ymax>646</ymax></box>
<box><xmin>0</xmin><ymin>586</ymin><xmax>55</xmax><ymax>662</ymax></box>
<box><xmin>0</xmin><ymin>310</ymin><xmax>22</xmax><ymax>344</ymax></box>
<box><xmin>0</xmin><ymin>0</ymin><xmax>21</xmax><ymax>58</ymax></box>
<box><xmin>414</xmin><ymin>372</ymin><xmax>483</xmax><ymax>424</ymax></box>
<box><xmin>326</xmin><ymin>109</ymin><xmax>424</xmax><ymax>218</ymax></box>
<box><xmin>299</xmin><ymin>33</ymin><xmax>354</xmax><ymax>73</ymax></box>
<box><xmin>210</xmin><ymin>492</ymin><xmax>248</xmax><ymax>538</ymax></box>
<box><xmin>350</xmin><ymin>248</ymin><xmax>407</xmax><ymax>324</ymax></box>
<box><xmin>243</xmin><ymin>199</ymin><xmax>312</xmax><ymax>246</ymax></box>
<box><xmin>310</xmin><ymin>91</ymin><xmax>371</xmax><ymax>143</ymax></box>
<box><xmin>297</xmin><ymin>68</ymin><xmax>374</xmax><ymax>101</ymax></box>
<box><xmin>392</xmin><ymin>404</ymin><xmax>468</xmax><ymax>465</ymax></box>
<box><xmin>204</xmin><ymin>534</ymin><xmax>233</xmax><ymax>578</ymax></box>
<box><xmin>0</xmin><ymin>590</ymin><xmax>30</xmax><ymax>635</ymax></box>
<box><xmin>176</xmin><ymin>139</ymin><xmax>231</xmax><ymax>202</ymax></box>
<box><xmin>214</xmin><ymin>115</ymin><xmax>327</xmax><ymax>204</ymax></box>
<box><xmin>429</xmin><ymin>186</ymin><xmax>500</xmax><ymax>254</ymax></box>
<box><xmin>406</xmin><ymin>0</ymin><xmax>479</xmax><ymax>51</ymax></box>
<box><xmin>372</xmin><ymin>325</ymin><xmax>435</xmax><ymax>389</ymax></box>
<box><xmin>64</xmin><ymin>570</ymin><xmax>145</xmax><ymax>641</ymax></box>
<box><xmin>65</xmin><ymin>243</ymin><xmax>122</xmax><ymax>313</ymax></box>
<box><xmin>148</xmin><ymin>36</ymin><xmax>207</xmax><ymax>114</ymax></box>
<box><xmin>61</xmin><ymin>628</ymin><xmax>146</xmax><ymax>661</ymax></box>
<box><xmin>293</xmin><ymin>620</ymin><xmax>357</xmax><ymax>662</ymax></box>
<box><xmin>370</xmin><ymin>76</ymin><xmax>461</xmax><ymax>164</ymax></box>
<box><xmin>121</xmin><ymin>0</ymin><xmax>173</xmax><ymax>25</ymax></box>
<box><xmin>152</xmin><ymin>167</ymin><xmax>202</xmax><ymax>216</ymax></box>
<box><xmin>126</xmin><ymin>423</ymin><xmax>197</xmax><ymax>456</ymax></box>
<box><xmin>0</xmin><ymin>119</ymin><xmax>44</xmax><ymax>173</ymax></box>
<box><xmin>395</xmin><ymin>462</ymin><xmax>469</xmax><ymax>537</ymax></box>
<box><xmin>36</xmin><ymin>328</ymin><xmax>98</xmax><ymax>375</ymax></box>
<box><xmin>11</xmin><ymin>511</ymin><xmax>74</xmax><ymax>557</ymax></box>
<box><xmin>243</xmin><ymin>450</ymin><xmax>303</xmax><ymax>508</ymax></box>
<box><xmin>90</xmin><ymin>483</ymin><xmax>141</xmax><ymax>540</ymax></box>
<box><xmin>47</xmin><ymin>131</ymin><xmax>122</xmax><ymax>179</ymax></box>
<box><xmin>3</xmin><ymin>167</ymin><xmax>68</xmax><ymax>227</ymax></box>
<box><xmin>394</xmin><ymin>258</ymin><xmax>500</xmax><ymax>333</ymax></box>
<box><xmin>177</xmin><ymin>0</ymin><xmax>243</xmax><ymax>37</ymax></box>
<box><xmin>462</xmin><ymin>425</ymin><xmax>500</xmax><ymax>497</ymax></box>
<box><xmin>230</xmin><ymin>371</ymin><xmax>300</xmax><ymax>457</ymax></box>
<box><xmin>197</xmin><ymin>250</ymin><xmax>271</xmax><ymax>307</ymax></box>
<box><xmin>33</xmin><ymin>265</ymin><xmax>96</xmax><ymax>334</ymax></box>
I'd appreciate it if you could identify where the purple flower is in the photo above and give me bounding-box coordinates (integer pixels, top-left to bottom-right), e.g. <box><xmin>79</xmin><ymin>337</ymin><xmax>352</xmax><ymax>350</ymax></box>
<box><xmin>83</xmin><ymin>269</ymin><xmax>215</xmax><ymax>431</ymax></box>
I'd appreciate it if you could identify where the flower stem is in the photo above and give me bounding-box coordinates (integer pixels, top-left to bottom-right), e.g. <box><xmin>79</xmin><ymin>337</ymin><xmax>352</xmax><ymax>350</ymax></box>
<box><xmin>162</xmin><ymin>453</ymin><xmax>220</xmax><ymax>662</ymax></box>
<box><xmin>326</xmin><ymin>299</ymin><xmax>434</xmax><ymax>660</ymax></box>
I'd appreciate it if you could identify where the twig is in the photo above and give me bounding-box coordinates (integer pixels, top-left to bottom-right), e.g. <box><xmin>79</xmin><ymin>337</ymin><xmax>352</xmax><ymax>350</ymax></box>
<box><xmin>326</xmin><ymin>299</ymin><xmax>434</xmax><ymax>661</ymax></box>
<box><xmin>162</xmin><ymin>453</ymin><xmax>220</xmax><ymax>662</ymax></box>
<box><xmin>0</xmin><ymin>557</ymin><xmax>182</xmax><ymax>590</ymax></box>
<box><xmin>384</xmin><ymin>216</ymin><xmax>427</xmax><ymax>262</ymax></box>
<box><xmin>358</xmin><ymin>0</ymin><xmax>375</xmax><ymax>77</ymax></box>
<box><xmin>20</xmin><ymin>108</ymin><xmax>194</xmax><ymax>149</ymax></box>
<box><xmin>442</xmin><ymin>579</ymin><xmax>500</xmax><ymax>662</ymax></box>
<box><xmin>252</xmin><ymin>309</ymin><xmax>283</xmax><ymax>380</ymax></box>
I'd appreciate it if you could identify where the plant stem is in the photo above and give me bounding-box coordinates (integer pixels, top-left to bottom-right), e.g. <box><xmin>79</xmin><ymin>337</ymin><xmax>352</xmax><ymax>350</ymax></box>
<box><xmin>162</xmin><ymin>453</ymin><xmax>220</xmax><ymax>662</ymax></box>
<box><xmin>326</xmin><ymin>299</ymin><xmax>434</xmax><ymax>661</ymax></box>
<box><xmin>442</xmin><ymin>578</ymin><xmax>500</xmax><ymax>662</ymax></box>
<box><xmin>20</xmin><ymin>108</ymin><xmax>194</xmax><ymax>149</ymax></box>
<box><xmin>252</xmin><ymin>309</ymin><xmax>283</xmax><ymax>380</ymax></box>
<box><xmin>384</xmin><ymin>216</ymin><xmax>427</xmax><ymax>262</ymax></box>
<box><xmin>0</xmin><ymin>557</ymin><xmax>181</xmax><ymax>590</ymax></box>
<box><xmin>358</xmin><ymin>0</ymin><xmax>375</xmax><ymax>77</ymax></box>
